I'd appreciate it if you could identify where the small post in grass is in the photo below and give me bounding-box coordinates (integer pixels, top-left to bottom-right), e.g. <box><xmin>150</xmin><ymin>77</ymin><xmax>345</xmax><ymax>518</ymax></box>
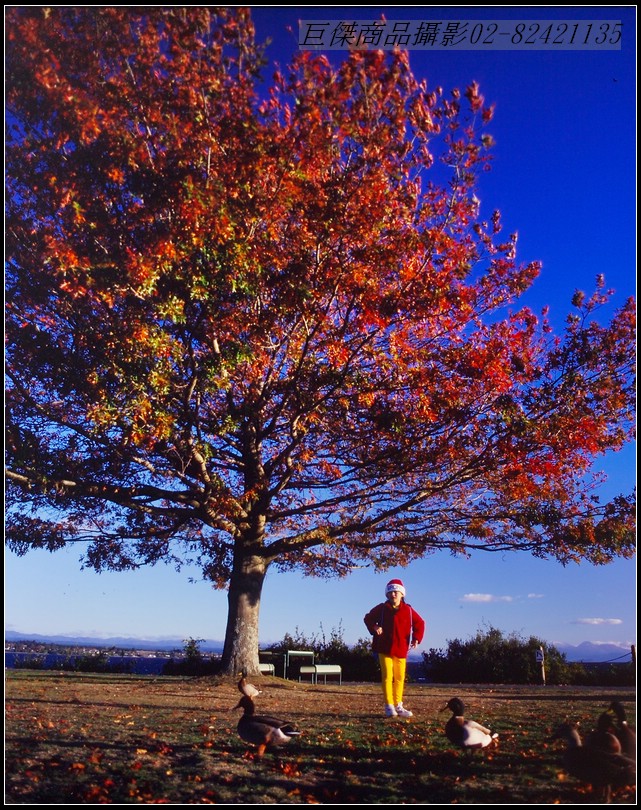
<box><xmin>535</xmin><ymin>646</ymin><xmax>546</xmax><ymax>685</ymax></box>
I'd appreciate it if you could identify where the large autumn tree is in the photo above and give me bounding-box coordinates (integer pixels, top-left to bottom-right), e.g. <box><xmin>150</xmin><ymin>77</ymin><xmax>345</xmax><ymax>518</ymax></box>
<box><xmin>5</xmin><ymin>7</ymin><xmax>635</xmax><ymax>674</ymax></box>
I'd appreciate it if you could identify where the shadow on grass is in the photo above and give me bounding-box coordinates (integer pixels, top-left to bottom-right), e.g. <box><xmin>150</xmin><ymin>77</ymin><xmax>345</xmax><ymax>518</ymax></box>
<box><xmin>5</xmin><ymin>674</ymin><xmax>636</xmax><ymax>804</ymax></box>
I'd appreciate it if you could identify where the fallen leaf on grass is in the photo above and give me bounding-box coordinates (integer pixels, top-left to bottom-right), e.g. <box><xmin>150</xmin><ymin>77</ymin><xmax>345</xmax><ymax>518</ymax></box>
<box><xmin>279</xmin><ymin>761</ymin><xmax>302</xmax><ymax>777</ymax></box>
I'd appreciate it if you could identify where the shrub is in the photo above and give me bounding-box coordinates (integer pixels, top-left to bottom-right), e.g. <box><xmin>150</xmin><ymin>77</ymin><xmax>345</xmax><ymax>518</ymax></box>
<box><xmin>161</xmin><ymin>637</ymin><xmax>221</xmax><ymax>676</ymax></box>
<box><xmin>422</xmin><ymin>626</ymin><xmax>570</xmax><ymax>684</ymax></box>
<box><xmin>421</xmin><ymin>625</ymin><xmax>632</xmax><ymax>686</ymax></box>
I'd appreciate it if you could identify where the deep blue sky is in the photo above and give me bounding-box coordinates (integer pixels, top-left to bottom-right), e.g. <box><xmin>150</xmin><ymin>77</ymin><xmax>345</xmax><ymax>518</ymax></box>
<box><xmin>5</xmin><ymin>6</ymin><xmax>636</xmax><ymax>656</ymax></box>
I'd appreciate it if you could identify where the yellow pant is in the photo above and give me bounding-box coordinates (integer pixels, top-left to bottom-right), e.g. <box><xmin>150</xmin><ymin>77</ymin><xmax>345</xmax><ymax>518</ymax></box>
<box><xmin>378</xmin><ymin>654</ymin><xmax>407</xmax><ymax>706</ymax></box>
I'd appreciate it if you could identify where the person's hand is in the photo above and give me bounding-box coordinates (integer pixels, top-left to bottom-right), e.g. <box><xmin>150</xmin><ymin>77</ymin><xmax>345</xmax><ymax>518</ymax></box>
<box><xmin>410</xmin><ymin>640</ymin><xmax>419</xmax><ymax>649</ymax></box>
<box><xmin>375</xmin><ymin>627</ymin><xmax>383</xmax><ymax>636</ymax></box>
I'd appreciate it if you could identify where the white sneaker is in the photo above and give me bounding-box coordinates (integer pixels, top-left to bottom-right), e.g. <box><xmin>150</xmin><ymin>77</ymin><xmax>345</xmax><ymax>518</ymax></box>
<box><xmin>396</xmin><ymin>704</ymin><xmax>413</xmax><ymax>718</ymax></box>
<box><xmin>385</xmin><ymin>704</ymin><xmax>397</xmax><ymax>717</ymax></box>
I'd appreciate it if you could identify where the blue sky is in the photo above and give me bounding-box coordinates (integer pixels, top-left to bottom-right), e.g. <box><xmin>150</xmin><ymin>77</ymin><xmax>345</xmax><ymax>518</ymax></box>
<box><xmin>5</xmin><ymin>6</ymin><xmax>636</xmax><ymax>656</ymax></box>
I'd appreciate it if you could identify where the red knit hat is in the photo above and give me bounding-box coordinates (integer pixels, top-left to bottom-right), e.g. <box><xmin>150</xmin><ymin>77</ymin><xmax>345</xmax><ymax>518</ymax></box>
<box><xmin>385</xmin><ymin>579</ymin><xmax>406</xmax><ymax>597</ymax></box>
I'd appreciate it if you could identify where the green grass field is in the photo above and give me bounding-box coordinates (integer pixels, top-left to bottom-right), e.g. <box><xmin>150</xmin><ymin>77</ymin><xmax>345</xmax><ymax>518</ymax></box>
<box><xmin>4</xmin><ymin>670</ymin><xmax>636</xmax><ymax>804</ymax></box>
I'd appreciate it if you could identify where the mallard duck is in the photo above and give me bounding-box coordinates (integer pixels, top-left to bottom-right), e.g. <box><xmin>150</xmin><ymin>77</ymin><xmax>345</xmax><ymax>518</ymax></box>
<box><xmin>441</xmin><ymin>697</ymin><xmax>498</xmax><ymax>753</ymax></box>
<box><xmin>607</xmin><ymin>700</ymin><xmax>636</xmax><ymax>759</ymax></box>
<box><xmin>551</xmin><ymin>722</ymin><xmax>635</xmax><ymax>804</ymax></box>
<box><xmin>233</xmin><ymin>694</ymin><xmax>301</xmax><ymax>758</ymax></box>
<box><xmin>237</xmin><ymin>669</ymin><xmax>262</xmax><ymax>699</ymax></box>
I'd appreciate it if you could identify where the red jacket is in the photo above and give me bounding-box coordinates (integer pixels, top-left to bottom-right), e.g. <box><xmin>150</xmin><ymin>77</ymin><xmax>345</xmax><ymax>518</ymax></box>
<box><xmin>364</xmin><ymin>600</ymin><xmax>425</xmax><ymax>658</ymax></box>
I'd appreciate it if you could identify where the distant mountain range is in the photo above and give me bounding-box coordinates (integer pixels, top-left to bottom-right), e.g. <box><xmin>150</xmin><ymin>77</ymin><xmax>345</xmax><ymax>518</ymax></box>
<box><xmin>553</xmin><ymin>641</ymin><xmax>634</xmax><ymax>663</ymax></box>
<box><xmin>5</xmin><ymin>630</ymin><xmax>224</xmax><ymax>654</ymax></box>
<box><xmin>4</xmin><ymin>631</ymin><xmax>633</xmax><ymax>663</ymax></box>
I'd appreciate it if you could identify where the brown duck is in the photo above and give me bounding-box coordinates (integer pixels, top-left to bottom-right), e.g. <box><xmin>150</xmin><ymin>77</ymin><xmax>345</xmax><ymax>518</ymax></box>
<box><xmin>586</xmin><ymin>711</ymin><xmax>623</xmax><ymax>755</ymax></box>
<box><xmin>551</xmin><ymin>722</ymin><xmax>635</xmax><ymax>803</ymax></box>
<box><xmin>607</xmin><ymin>700</ymin><xmax>636</xmax><ymax>760</ymax></box>
<box><xmin>233</xmin><ymin>694</ymin><xmax>301</xmax><ymax>758</ymax></box>
<box><xmin>237</xmin><ymin>669</ymin><xmax>262</xmax><ymax>699</ymax></box>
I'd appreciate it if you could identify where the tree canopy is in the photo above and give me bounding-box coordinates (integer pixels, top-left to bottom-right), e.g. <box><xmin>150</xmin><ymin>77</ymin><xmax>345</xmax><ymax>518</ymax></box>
<box><xmin>5</xmin><ymin>7</ymin><xmax>635</xmax><ymax>672</ymax></box>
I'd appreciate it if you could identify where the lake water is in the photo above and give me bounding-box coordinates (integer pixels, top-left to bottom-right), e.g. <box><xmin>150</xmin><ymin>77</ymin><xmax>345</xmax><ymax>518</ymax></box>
<box><xmin>5</xmin><ymin>651</ymin><xmax>172</xmax><ymax>675</ymax></box>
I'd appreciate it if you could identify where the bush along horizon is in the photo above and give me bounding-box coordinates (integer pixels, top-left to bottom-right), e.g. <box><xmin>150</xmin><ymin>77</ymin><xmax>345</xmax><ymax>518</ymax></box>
<box><xmin>421</xmin><ymin>626</ymin><xmax>635</xmax><ymax>686</ymax></box>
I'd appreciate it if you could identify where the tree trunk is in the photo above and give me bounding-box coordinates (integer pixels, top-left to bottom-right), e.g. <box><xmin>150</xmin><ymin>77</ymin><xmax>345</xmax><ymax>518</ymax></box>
<box><xmin>220</xmin><ymin>552</ymin><xmax>267</xmax><ymax>676</ymax></box>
